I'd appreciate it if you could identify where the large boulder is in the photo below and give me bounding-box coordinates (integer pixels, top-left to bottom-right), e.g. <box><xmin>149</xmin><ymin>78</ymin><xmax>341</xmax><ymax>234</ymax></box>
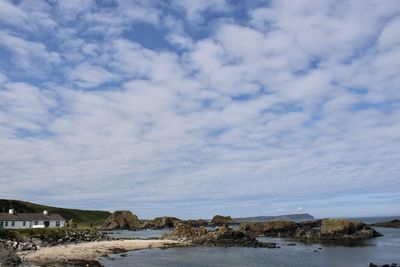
<box><xmin>239</xmin><ymin>222</ymin><xmax>265</xmax><ymax>236</ymax></box>
<box><xmin>161</xmin><ymin>223</ymin><xmax>207</xmax><ymax>240</ymax></box>
<box><xmin>320</xmin><ymin>219</ymin><xmax>381</xmax><ymax>239</ymax></box>
<box><xmin>264</xmin><ymin>221</ymin><xmax>299</xmax><ymax>237</ymax></box>
<box><xmin>210</xmin><ymin>215</ymin><xmax>234</xmax><ymax>226</ymax></box>
<box><xmin>141</xmin><ymin>216</ymin><xmax>182</xmax><ymax>229</ymax></box>
<box><xmin>0</xmin><ymin>243</ymin><xmax>21</xmax><ymax>266</ymax></box>
<box><xmin>101</xmin><ymin>210</ymin><xmax>142</xmax><ymax>230</ymax></box>
<box><xmin>153</xmin><ymin>217</ymin><xmax>182</xmax><ymax>228</ymax></box>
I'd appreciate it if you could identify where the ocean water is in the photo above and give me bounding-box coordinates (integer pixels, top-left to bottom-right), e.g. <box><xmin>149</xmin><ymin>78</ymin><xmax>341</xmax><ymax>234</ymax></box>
<box><xmin>100</xmin><ymin>217</ymin><xmax>400</xmax><ymax>267</ymax></box>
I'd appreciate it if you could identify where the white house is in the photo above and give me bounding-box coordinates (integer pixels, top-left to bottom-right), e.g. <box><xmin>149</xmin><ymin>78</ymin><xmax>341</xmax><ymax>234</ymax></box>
<box><xmin>0</xmin><ymin>209</ymin><xmax>65</xmax><ymax>229</ymax></box>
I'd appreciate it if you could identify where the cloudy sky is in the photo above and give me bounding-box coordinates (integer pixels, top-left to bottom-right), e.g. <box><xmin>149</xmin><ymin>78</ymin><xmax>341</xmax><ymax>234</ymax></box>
<box><xmin>0</xmin><ymin>0</ymin><xmax>399</xmax><ymax>219</ymax></box>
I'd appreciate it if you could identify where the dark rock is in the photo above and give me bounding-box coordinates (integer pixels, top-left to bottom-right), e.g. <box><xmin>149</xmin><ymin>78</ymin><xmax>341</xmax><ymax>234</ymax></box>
<box><xmin>319</xmin><ymin>219</ymin><xmax>382</xmax><ymax>240</ymax></box>
<box><xmin>162</xmin><ymin>223</ymin><xmax>275</xmax><ymax>248</ymax></box>
<box><xmin>240</xmin><ymin>218</ymin><xmax>382</xmax><ymax>241</ymax></box>
<box><xmin>0</xmin><ymin>242</ymin><xmax>21</xmax><ymax>266</ymax></box>
<box><xmin>369</xmin><ymin>263</ymin><xmax>378</xmax><ymax>267</ymax></box>
<box><xmin>101</xmin><ymin>210</ymin><xmax>142</xmax><ymax>230</ymax></box>
<box><xmin>239</xmin><ymin>222</ymin><xmax>265</xmax><ymax>236</ymax></box>
<box><xmin>264</xmin><ymin>221</ymin><xmax>299</xmax><ymax>237</ymax></box>
<box><xmin>142</xmin><ymin>216</ymin><xmax>182</xmax><ymax>229</ymax></box>
<box><xmin>371</xmin><ymin>219</ymin><xmax>400</xmax><ymax>228</ymax></box>
<box><xmin>210</xmin><ymin>215</ymin><xmax>234</xmax><ymax>226</ymax></box>
<box><xmin>186</xmin><ymin>219</ymin><xmax>209</xmax><ymax>227</ymax></box>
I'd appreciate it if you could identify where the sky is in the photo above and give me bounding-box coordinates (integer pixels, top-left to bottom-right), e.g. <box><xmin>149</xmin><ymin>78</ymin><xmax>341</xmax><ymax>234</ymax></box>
<box><xmin>0</xmin><ymin>0</ymin><xmax>399</xmax><ymax>219</ymax></box>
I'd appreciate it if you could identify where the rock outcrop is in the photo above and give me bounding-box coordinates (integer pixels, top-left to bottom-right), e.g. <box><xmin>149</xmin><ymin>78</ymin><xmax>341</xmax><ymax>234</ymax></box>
<box><xmin>239</xmin><ymin>222</ymin><xmax>266</xmax><ymax>236</ymax></box>
<box><xmin>186</xmin><ymin>219</ymin><xmax>209</xmax><ymax>227</ymax></box>
<box><xmin>319</xmin><ymin>219</ymin><xmax>382</xmax><ymax>239</ymax></box>
<box><xmin>240</xmin><ymin>219</ymin><xmax>382</xmax><ymax>240</ymax></box>
<box><xmin>371</xmin><ymin>219</ymin><xmax>400</xmax><ymax>228</ymax></box>
<box><xmin>162</xmin><ymin>223</ymin><xmax>276</xmax><ymax>248</ymax></box>
<box><xmin>210</xmin><ymin>215</ymin><xmax>234</xmax><ymax>226</ymax></box>
<box><xmin>142</xmin><ymin>216</ymin><xmax>182</xmax><ymax>229</ymax></box>
<box><xmin>264</xmin><ymin>220</ymin><xmax>299</xmax><ymax>237</ymax></box>
<box><xmin>0</xmin><ymin>242</ymin><xmax>21</xmax><ymax>266</ymax></box>
<box><xmin>101</xmin><ymin>210</ymin><xmax>142</xmax><ymax>230</ymax></box>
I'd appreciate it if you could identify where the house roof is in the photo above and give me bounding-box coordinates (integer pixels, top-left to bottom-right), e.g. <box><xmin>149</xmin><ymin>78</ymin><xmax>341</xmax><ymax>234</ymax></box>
<box><xmin>0</xmin><ymin>213</ymin><xmax>65</xmax><ymax>221</ymax></box>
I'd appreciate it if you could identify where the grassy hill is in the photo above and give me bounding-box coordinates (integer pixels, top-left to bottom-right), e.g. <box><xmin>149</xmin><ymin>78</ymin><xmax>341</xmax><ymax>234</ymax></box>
<box><xmin>0</xmin><ymin>199</ymin><xmax>111</xmax><ymax>227</ymax></box>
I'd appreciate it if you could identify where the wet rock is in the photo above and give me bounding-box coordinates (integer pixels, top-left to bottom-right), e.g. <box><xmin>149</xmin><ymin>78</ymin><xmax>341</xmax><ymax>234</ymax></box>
<box><xmin>0</xmin><ymin>242</ymin><xmax>21</xmax><ymax>266</ymax></box>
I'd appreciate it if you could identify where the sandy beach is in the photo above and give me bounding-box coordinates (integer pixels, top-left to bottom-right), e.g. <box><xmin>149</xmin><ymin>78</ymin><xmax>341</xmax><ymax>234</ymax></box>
<box><xmin>19</xmin><ymin>239</ymin><xmax>186</xmax><ymax>266</ymax></box>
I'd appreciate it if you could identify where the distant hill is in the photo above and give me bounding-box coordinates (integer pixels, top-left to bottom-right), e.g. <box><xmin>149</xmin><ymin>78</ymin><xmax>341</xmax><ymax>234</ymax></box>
<box><xmin>234</xmin><ymin>213</ymin><xmax>314</xmax><ymax>223</ymax></box>
<box><xmin>0</xmin><ymin>199</ymin><xmax>111</xmax><ymax>226</ymax></box>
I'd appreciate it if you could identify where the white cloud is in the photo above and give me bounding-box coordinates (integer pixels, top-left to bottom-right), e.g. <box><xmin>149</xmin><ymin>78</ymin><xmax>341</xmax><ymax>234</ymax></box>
<box><xmin>173</xmin><ymin>0</ymin><xmax>229</xmax><ymax>22</ymax></box>
<box><xmin>0</xmin><ymin>0</ymin><xmax>27</xmax><ymax>28</ymax></box>
<box><xmin>0</xmin><ymin>0</ymin><xmax>399</xmax><ymax>218</ymax></box>
<box><xmin>0</xmin><ymin>31</ymin><xmax>61</xmax><ymax>74</ymax></box>
<box><xmin>67</xmin><ymin>63</ymin><xmax>118</xmax><ymax>88</ymax></box>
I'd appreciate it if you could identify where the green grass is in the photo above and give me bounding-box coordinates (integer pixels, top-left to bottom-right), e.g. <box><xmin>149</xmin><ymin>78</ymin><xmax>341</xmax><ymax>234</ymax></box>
<box><xmin>0</xmin><ymin>199</ymin><xmax>111</xmax><ymax>227</ymax></box>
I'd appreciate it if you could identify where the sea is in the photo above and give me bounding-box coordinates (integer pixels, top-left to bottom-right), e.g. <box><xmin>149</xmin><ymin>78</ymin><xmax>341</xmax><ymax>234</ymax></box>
<box><xmin>100</xmin><ymin>216</ymin><xmax>400</xmax><ymax>267</ymax></box>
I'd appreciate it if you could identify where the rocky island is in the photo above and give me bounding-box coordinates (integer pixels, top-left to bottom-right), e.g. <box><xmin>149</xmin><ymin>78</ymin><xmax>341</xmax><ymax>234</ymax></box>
<box><xmin>370</xmin><ymin>219</ymin><xmax>400</xmax><ymax>228</ymax></box>
<box><xmin>161</xmin><ymin>223</ymin><xmax>276</xmax><ymax>248</ymax></box>
<box><xmin>240</xmin><ymin>219</ymin><xmax>382</xmax><ymax>240</ymax></box>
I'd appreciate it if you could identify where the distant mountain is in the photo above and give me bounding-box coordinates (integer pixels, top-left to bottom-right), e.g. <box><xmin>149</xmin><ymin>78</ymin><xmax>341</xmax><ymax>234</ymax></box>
<box><xmin>0</xmin><ymin>199</ymin><xmax>111</xmax><ymax>226</ymax></box>
<box><xmin>233</xmin><ymin>213</ymin><xmax>314</xmax><ymax>223</ymax></box>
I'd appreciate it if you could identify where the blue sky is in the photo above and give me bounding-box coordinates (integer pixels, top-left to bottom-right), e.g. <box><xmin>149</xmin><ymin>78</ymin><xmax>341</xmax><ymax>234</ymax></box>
<box><xmin>0</xmin><ymin>0</ymin><xmax>399</xmax><ymax>219</ymax></box>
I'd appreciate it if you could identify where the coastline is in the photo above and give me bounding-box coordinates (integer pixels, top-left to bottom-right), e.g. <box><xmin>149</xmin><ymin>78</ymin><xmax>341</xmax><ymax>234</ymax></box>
<box><xmin>19</xmin><ymin>239</ymin><xmax>187</xmax><ymax>266</ymax></box>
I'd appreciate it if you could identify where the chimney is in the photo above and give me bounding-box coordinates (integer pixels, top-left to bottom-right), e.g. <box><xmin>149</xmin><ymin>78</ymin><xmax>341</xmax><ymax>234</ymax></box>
<box><xmin>43</xmin><ymin>210</ymin><xmax>48</xmax><ymax>215</ymax></box>
<box><xmin>9</xmin><ymin>209</ymin><xmax>15</xmax><ymax>214</ymax></box>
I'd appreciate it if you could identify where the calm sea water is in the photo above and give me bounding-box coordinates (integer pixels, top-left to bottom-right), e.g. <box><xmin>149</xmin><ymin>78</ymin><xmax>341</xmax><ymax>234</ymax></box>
<box><xmin>101</xmin><ymin>216</ymin><xmax>400</xmax><ymax>267</ymax></box>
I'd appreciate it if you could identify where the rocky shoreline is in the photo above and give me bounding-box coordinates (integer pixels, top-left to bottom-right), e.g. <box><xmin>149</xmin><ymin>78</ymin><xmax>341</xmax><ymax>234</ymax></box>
<box><xmin>161</xmin><ymin>223</ymin><xmax>277</xmax><ymax>248</ymax></box>
<box><xmin>0</xmin><ymin>229</ymin><xmax>112</xmax><ymax>266</ymax></box>
<box><xmin>100</xmin><ymin>211</ymin><xmax>236</xmax><ymax>230</ymax></box>
<box><xmin>0</xmin><ymin>215</ymin><xmax>394</xmax><ymax>266</ymax></box>
<box><xmin>19</xmin><ymin>239</ymin><xmax>184</xmax><ymax>267</ymax></box>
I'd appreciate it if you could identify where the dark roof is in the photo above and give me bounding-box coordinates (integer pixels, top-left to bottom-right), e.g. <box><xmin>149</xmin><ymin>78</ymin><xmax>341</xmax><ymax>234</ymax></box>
<box><xmin>0</xmin><ymin>213</ymin><xmax>65</xmax><ymax>221</ymax></box>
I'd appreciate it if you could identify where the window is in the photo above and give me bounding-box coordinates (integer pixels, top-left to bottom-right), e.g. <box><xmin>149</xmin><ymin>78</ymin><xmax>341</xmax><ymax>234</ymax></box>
<box><xmin>11</xmin><ymin>221</ymin><xmax>15</xmax><ymax>227</ymax></box>
<box><xmin>23</xmin><ymin>221</ymin><xmax>26</xmax><ymax>226</ymax></box>
<box><xmin>34</xmin><ymin>221</ymin><xmax>38</xmax><ymax>225</ymax></box>
<box><xmin>56</xmin><ymin>221</ymin><xmax>60</xmax><ymax>227</ymax></box>
<box><xmin>0</xmin><ymin>221</ymin><xmax>3</xmax><ymax>228</ymax></box>
<box><xmin>5</xmin><ymin>222</ymin><xmax>8</xmax><ymax>227</ymax></box>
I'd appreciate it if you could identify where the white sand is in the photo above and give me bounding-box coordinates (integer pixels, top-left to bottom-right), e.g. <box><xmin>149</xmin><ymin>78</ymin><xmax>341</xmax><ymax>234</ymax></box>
<box><xmin>20</xmin><ymin>239</ymin><xmax>185</xmax><ymax>265</ymax></box>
